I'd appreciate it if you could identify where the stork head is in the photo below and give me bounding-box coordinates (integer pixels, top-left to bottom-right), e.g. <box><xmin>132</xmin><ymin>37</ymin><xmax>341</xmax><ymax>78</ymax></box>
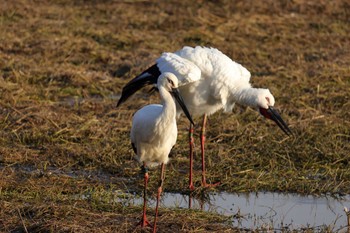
<box><xmin>256</xmin><ymin>89</ymin><xmax>292</xmax><ymax>136</ymax></box>
<box><xmin>158</xmin><ymin>72</ymin><xmax>179</xmax><ymax>91</ymax></box>
<box><xmin>158</xmin><ymin>72</ymin><xmax>194</xmax><ymax>125</ymax></box>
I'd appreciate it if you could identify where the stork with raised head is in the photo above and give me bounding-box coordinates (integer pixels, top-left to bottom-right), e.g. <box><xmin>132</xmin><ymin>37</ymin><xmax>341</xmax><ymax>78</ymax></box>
<box><xmin>121</xmin><ymin>46</ymin><xmax>292</xmax><ymax>191</ymax></box>
<box><xmin>131</xmin><ymin>72</ymin><xmax>194</xmax><ymax>232</ymax></box>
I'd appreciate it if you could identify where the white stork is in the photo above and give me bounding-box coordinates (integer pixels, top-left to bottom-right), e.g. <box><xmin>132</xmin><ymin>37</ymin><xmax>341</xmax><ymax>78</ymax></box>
<box><xmin>131</xmin><ymin>72</ymin><xmax>194</xmax><ymax>231</ymax></box>
<box><xmin>120</xmin><ymin>46</ymin><xmax>292</xmax><ymax>190</ymax></box>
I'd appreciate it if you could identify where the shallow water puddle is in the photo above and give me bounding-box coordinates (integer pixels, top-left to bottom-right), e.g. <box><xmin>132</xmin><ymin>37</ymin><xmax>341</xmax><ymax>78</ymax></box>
<box><xmin>123</xmin><ymin>191</ymin><xmax>350</xmax><ymax>231</ymax></box>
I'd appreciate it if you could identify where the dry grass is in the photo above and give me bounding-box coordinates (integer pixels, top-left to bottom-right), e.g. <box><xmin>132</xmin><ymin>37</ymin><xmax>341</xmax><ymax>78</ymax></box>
<box><xmin>0</xmin><ymin>0</ymin><xmax>349</xmax><ymax>232</ymax></box>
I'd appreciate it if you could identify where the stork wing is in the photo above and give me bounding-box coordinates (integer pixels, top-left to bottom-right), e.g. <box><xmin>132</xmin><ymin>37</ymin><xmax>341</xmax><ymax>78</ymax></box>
<box><xmin>117</xmin><ymin>64</ymin><xmax>160</xmax><ymax>107</ymax></box>
<box><xmin>117</xmin><ymin>51</ymin><xmax>201</xmax><ymax>107</ymax></box>
<box><xmin>157</xmin><ymin>52</ymin><xmax>201</xmax><ymax>86</ymax></box>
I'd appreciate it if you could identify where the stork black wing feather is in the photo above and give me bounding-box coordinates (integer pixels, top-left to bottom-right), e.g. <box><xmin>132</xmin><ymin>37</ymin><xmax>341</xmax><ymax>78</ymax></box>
<box><xmin>117</xmin><ymin>64</ymin><xmax>161</xmax><ymax>107</ymax></box>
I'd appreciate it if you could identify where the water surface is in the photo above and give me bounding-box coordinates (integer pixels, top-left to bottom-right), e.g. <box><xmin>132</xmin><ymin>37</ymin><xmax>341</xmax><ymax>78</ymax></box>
<box><xmin>123</xmin><ymin>191</ymin><xmax>350</xmax><ymax>231</ymax></box>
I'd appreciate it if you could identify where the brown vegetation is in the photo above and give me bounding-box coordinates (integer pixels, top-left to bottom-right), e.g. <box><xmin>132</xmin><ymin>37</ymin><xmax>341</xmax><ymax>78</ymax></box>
<box><xmin>1</xmin><ymin>0</ymin><xmax>349</xmax><ymax>232</ymax></box>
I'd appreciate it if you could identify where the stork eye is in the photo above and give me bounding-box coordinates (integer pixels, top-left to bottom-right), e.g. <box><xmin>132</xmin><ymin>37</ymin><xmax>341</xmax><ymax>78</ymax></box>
<box><xmin>167</xmin><ymin>78</ymin><xmax>174</xmax><ymax>86</ymax></box>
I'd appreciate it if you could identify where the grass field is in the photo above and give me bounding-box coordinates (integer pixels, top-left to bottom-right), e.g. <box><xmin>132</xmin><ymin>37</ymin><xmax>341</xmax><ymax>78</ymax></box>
<box><xmin>1</xmin><ymin>0</ymin><xmax>349</xmax><ymax>232</ymax></box>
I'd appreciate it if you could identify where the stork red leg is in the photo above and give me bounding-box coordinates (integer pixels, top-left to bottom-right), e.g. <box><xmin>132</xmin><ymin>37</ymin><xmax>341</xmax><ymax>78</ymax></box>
<box><xmin>188</xmin><ymin>123</ymin><xmax>195</xmax><ymax>191</ymax></box>
<box><xmin>188</xmin><ymin>192</ymin><xmax>193</xmax><ymax>209</ymax></box>
<box><xmin>136</xmin><ymin>163</ymin><xmax>152</xmax><ymax>228</ymax></box>
<box><xmin>200</xmin><ymin>114</ymin><xmax>220</xmax><ymax>188</ymax></box>
<box><xmin>153</xmin><ymin>163</ymin><xmax>165</xmax><ymax>233</ymax></box>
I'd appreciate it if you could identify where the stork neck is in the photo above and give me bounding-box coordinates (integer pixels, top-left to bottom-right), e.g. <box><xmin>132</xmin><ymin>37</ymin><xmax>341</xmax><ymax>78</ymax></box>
<box><xmin>159</xmin><ymin>87</ymin><xmax>177</xmax><ymax>122</ymax></box>
<box><xmin>234</xmin><ymin>87</ymin><xmax>261</xmax><ymax>108</ymax></box>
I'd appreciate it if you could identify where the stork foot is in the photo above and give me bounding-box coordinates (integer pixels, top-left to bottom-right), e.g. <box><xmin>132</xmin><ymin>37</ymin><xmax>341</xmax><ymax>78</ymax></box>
<box><xmin>136</xmin><ymin>216</ymin><xmax>153</xmax><ymax>229</ymax></box>
<box><xmin>202</xmin><ymin>181</ymin><xmax>220</xmax><ymax>189</ymax></box>
<box><xmin>189</xmin><ymin>181</ymin><xmax>220</xmax><ymax>191</ymax></box>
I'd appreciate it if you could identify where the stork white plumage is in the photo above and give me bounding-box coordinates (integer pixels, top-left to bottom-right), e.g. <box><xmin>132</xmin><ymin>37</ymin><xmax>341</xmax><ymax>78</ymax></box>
<box><xmin>131</xmin><ymin>72</ymin><xmax>194</xmax><ymax>232</ymax></box>
<box><xmin>120</xmin><ymin>46</ymin><xmax>292</xmax><ymax>190</ymax></box>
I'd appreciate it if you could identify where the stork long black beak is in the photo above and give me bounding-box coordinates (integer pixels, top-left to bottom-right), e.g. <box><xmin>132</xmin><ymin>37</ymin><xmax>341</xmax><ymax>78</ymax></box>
<box><xmin>171</xmin><ymin>88</ymin><xmax>195</xmax><ymax>125</ymax></box>
<box><xmin>260</xmin><ymin>106</ymin><xmax>292</xmax><ymax>136</ymax></box>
